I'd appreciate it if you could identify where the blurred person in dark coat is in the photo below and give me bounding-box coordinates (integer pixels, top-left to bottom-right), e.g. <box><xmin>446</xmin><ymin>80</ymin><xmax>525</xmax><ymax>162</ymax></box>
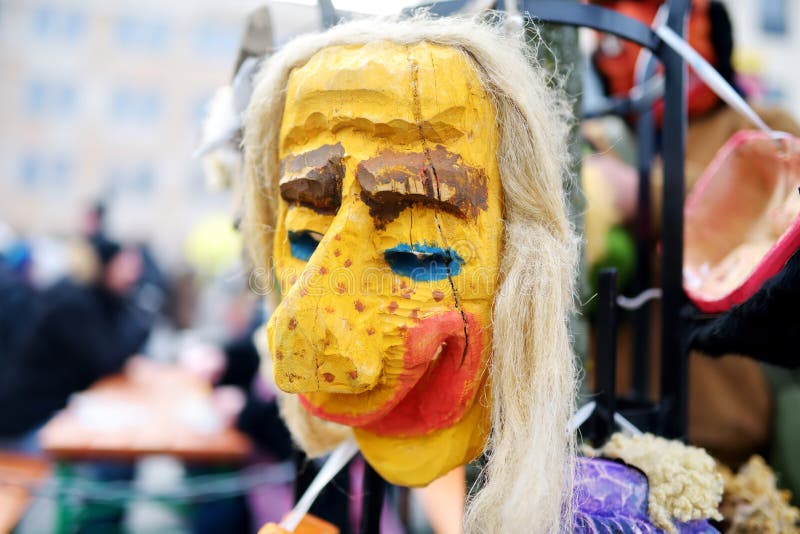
<box><xmin>0</xmin><ymin>234</ymin><xmax>153</xmax><ymax>443</ymax></box>
<box><xmin>0</xmin><ymin>239</ymin><xmax>36</xmax><ymax>369</ymax></box>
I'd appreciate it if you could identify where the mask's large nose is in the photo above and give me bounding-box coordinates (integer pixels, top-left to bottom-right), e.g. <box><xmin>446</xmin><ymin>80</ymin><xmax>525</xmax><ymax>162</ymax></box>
<box><xmin>267</xmin><ymin>226</ymin><xmax>383</xmax><ymax>394</ymax></box>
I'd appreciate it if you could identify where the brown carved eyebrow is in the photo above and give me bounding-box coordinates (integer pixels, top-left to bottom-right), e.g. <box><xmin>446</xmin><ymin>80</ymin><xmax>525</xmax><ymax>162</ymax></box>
<box><xmin>356</xmin><ymin>145</ymin><xmax>488</xmax><ymax>226</ymax></box>
<box><xmin>279</xmin><ymin>143</ymin><xmax>345</xmax><ymax>213</ymax></box>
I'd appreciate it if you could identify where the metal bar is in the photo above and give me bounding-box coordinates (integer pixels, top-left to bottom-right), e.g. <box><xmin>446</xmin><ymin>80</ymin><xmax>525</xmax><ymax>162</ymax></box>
<box><xmin>524</xmin><ymin>1</ymin><xmax>660</xmax><ymax>50</ymax></box>
<box><xmin>658</xmin><ymin>0</ymin><xmax>690</xmax><ymax>439</ymax></box>
<box><xmin>595</xmin><ymin>269</ymin><xmax>618</xmax><ymax>444</ymax></box>
<box><xmin>359</xmin><ymin>461</ymin><xmax>385</xmax><ymax>534</ymax></box>
<box><xmin>631</xmin><ymin>58</ymin><xmax>659</xmax><ymax>402</ymax></box>
<box><xmin>293</xmin><ymin>450</ymin><xmax>315</xmax><ymax>504</ymax></box>
<box><xmin>419</xmin><ymin>0</ymin><xmax>659</xmax><ymax>50</ymax></box>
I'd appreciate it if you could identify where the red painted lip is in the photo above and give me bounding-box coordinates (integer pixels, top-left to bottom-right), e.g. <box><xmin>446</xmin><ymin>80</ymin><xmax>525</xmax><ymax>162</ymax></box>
<box><xmin>299</xmin><ymin>311</ymin><xmax>486</xmax><ymax>437</ymax></box>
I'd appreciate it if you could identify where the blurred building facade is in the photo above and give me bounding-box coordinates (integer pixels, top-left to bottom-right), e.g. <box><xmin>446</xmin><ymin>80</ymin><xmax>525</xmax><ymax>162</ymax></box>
<box><xmin>0</xmin><ymin>0</ymin><xmax>797</xmax><ymax>267</ymax></box>
<box><xmin>726</xmin><ymin>0</ymin><xmax>800</xmax><ymax>118</ymax></box>
<box><xmin>0</xmin><ymin>0</ymin><xmax>319</xmax><ymax>266</ymax></box>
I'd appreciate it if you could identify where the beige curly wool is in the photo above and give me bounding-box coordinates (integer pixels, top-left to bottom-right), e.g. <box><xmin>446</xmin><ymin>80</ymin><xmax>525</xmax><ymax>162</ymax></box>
<box><xmin>242</xmin><ymin>14</ymin><xmax>578</xmax><ymax>533</ymax></box>
<box><xmin>600</xmin><ymin>433</ymin><xmax>724</xmax><ymax>533</ymax></box>
<box><xmin>718</xmin><ymin>455</ymin><xmax>800</xmax><ymax>533</ymax></box>
<box><xmin>276</xmin><ymin>392</ymin><xmax>353</xmax><ymax>458</ymax></box>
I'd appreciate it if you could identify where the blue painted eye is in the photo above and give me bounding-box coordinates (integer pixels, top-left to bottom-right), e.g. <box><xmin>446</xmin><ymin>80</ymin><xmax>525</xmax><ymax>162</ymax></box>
<box><xmin>384</xmin><ymin>243</ymin><xmax>463</xmax><ymax>282</ymax></box>
<box><xmin>288</xmin><ymin>230</ymin><xmax>323</xmax><ymax>261</ymax></box>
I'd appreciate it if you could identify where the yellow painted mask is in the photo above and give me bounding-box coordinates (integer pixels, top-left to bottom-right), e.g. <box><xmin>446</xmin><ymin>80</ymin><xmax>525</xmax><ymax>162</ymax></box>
<box><xmin>267</xmin><ymin>41</ymin><xmax>503</xmax><ymax>486</ymax></box>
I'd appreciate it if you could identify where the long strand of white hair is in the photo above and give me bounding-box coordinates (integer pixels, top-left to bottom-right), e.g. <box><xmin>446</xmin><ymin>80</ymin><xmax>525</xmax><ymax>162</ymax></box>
<box><xmin>242</xmin><ymin>14</ymin><xmax>579</xmax><ymax>534</ymax></box>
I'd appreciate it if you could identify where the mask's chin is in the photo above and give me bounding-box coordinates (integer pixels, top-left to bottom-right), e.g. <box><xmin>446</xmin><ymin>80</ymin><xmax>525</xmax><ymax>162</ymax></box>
<box><xmin>299</xmin><ymin>310</ymin><xmax>487</xmax><ymax>438</ymax></box>
<box><xmin>353</xmin><ymin>373</ymin><xmax>491</xmax><ymax>487</ymax></box>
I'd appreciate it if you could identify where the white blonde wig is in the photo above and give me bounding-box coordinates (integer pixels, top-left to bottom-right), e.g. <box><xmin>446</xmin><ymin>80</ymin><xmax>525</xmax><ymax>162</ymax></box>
<box><xmin>242</xmin><ymin>14</ymin><xmax>578</xmax><ymax>533</ymax></box>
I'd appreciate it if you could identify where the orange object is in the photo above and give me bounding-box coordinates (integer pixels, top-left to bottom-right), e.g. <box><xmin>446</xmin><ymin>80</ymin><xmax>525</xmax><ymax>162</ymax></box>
<box><xmin>258</xmin><ymin>514</ymin><xmax>339</xmax><ymax>534</ymax></box>
<box><xmin>0</xmin><ymin>453</ymin><xmax>50</xmax><ymax>534</ymax></box>
<box><xmin>592</xmin><ymin>0</ymin><xmax>721</xmax><ymax>122</ymax></box>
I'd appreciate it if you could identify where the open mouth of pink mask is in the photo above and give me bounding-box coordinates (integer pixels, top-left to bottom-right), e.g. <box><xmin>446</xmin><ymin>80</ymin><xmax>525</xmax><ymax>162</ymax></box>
<box><xmin>684</xmin><ymin>130</ymin><xmax>800</xmax><ymax>313</ymax></box>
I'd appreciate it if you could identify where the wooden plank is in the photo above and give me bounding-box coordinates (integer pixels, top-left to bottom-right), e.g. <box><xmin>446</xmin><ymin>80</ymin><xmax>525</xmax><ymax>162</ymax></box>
<box><xmin>39</xmin><ymin>361</ymin><xmax>251</xmax><ymax>463</ymax></box>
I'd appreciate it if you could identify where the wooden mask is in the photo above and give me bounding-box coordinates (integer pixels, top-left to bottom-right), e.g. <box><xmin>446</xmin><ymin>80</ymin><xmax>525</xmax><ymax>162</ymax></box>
<box><xmin>267</xmin><ymin>41</ymin><xmax>503</xmax><ymax>485</ymax></box>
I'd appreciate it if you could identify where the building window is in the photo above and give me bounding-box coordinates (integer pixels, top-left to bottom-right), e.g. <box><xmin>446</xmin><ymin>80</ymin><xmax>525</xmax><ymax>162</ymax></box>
<box><xmin>107</xmin><ymin>164</ymin><xmax>156</xmax><ymax>196</ymax></box>
<box><xmin>761</xmin><ymin>0</ymin><xmax>788</xmax><ymax>36</ymax></box>
<box><xmin>115</xmin><ymin>15</ymin><xmax>168</xmax><ymax>51</ymax></box>
<box><xmin>193</xmin><ymin>23</ymin><xmax>238</xmax><ymax>58</ymax></box>
<box><xmin>31</xmin><ymin>5</ymin><xmax>86</xmax><ymax>41</ymax></box>
<box><xmin>110</xmin><ymin>88</ymin><xmax>163</xmax><ymax>123</ymax></box>
<box><xmin>24</xmin><ymin>79</ymin><xmax>77</xmax><ymax>117</ymax></box>
<box><xmin>19</xmin><ymin>155</ymin><xmax>39</xmax><ymax>188</ymax></box>
<box><xmin>132</xmin><ymin>165</ymin><xmax>155</xmax><ymax>194</ymax></box>
<box><xmin>19</xmin><ymin>153</ymin><xmax>73</xmax><ymax>189</ymax></box>
<box><xmin>191</xmin><ymin>94</ymin><xmax>212</xmax><ymax>127</ymax></box>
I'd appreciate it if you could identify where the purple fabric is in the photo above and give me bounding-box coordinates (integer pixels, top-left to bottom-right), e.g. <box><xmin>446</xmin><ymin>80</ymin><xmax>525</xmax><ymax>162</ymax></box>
<box><xmin>247</xmin><ymin>456</ymin><xmax>404</xmax><ymax>533</ymax></box>
<box><xmin>244</xmin><ymin>377</ymin><xmax>286</xmax><ymax>528</ymax></box>
<box><xmin>247</xmin><ymin>459</ymin><xmax>294</xmax><ymax>530</ymax></box>
<box><xmin>574</xmin><ymin>457</ymin><xmax>719</xmax><ymax>533</ymax></box>
<box><xmin>348</xmin><ymin>456</ymin><xmax>405</xmax><ymax>534</ymax></box>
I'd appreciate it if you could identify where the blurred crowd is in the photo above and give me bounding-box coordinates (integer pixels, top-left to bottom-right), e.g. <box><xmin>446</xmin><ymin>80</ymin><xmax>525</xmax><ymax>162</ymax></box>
<box><xmin>0</xmin><ymin>201</ymin><xmax>296</xmax><ymax>531</ymax></box>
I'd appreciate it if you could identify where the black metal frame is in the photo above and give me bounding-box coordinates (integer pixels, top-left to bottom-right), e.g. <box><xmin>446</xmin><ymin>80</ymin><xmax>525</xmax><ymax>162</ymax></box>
<box><xmin>296</xmin><ymin>0</ymin><xmax>694</xmax><ymax>530</ymax></box>
<box><xmin>631</xmin><ymin>55</ymin><xmax>659</xmax><ymax>404</ymax></box>
<box><xmin>594</xmin><ymin>269</ymin><xmax>619</xmax><ymax>443</ymax></box>
<box><xmin>525</xmin><ymin>0</ymin><xmax>691</xmax><ymax>442</ymax></box>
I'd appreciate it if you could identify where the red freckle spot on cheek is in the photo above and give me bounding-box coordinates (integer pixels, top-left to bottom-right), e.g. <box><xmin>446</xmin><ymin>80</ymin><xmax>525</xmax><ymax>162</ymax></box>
<box><xmin>348</xmin><ymin>370</ymin><xmax>358</xmax><ymax>380</ymax></box>
<box><xmin>289</xmin><ymin>275</ymin><xmax>297</xmax><ymax>285</ymax></box>
<box><xmin>323</xmin><ymin>373</ymin><xmax>335</xmax><ymax>383</ymax></box>
<box><xmin>287</xmin><ymin>318</ymin><xmax>297</xmax><ymax>330</ymax></box>
<box><xmin>432</xmin><ymin>290</ymin><xmax>445</xmax><ymax>302</ymax></box>
<box><xmin>299</xmin><ymin>288</ymin><xmax>308</xmax><ymax>297</ymax></box>
<box><xmin>354</xmin><ymin>300</ymin><xmax>365</xmax><ymax>312</ymax></box>
<box><xmin>334</xmin><ymin>234</ymin><xmax>342</xmax><ymax>241</ymax></box>
<box><xmin>334</xmin><ymin>249</ymin><xmax>341</xmax><ymax>257</ymax></box>
<box><xmin>336</xmin><ymin>282</ymin><xmax>346</xmax><ymax>294</ymax></box>
<box><xmin>366</xmin><ymin>327</ymin><xmax>375</xmax><ymax>335</ymax></box>
<box><xmin>401</xmin><ymin>290</ymin><xmax>414</xmax><ymax>299</ymax></box>
<box><xmin>387</xmin><ymin>301</ymin><xmax>398</xmax><ymax>313</ymax></box>
<box><xmin>319</xmin><ymin>266</ymin><xmax>328</xmax><ymax>275</ymax></box>
<box><xmin>344</xmin><ymin>259</ymin><xmax>352</xmax><ymax>268</ymax></box>
<box><xmin>325</xmin><ymin>306</ymin><xmax>334</xmax><ymax>314</ymax></box>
